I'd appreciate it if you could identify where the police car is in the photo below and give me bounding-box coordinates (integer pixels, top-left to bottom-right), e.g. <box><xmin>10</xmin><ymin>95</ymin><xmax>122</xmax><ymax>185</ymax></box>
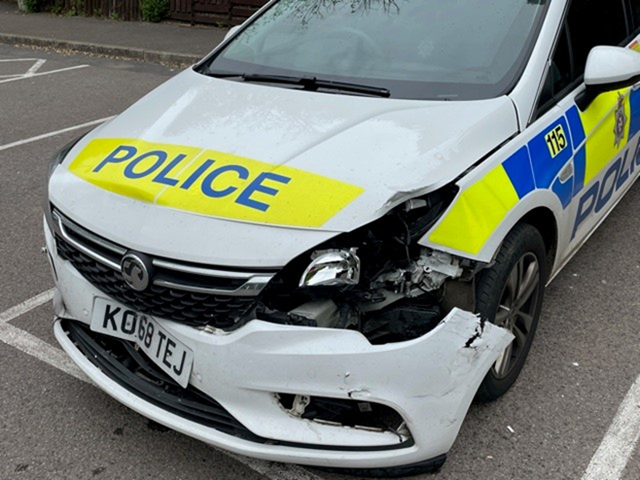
<box><xmin>44</xmin><ymin>0</ymin><xmax>640</xmax><ymax>475</ymax></box>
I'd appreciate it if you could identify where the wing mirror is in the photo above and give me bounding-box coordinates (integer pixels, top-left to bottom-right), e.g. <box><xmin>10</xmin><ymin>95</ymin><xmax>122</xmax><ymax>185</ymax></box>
<box><xmin>577</xmin><ymin>46</ymin><xmax>640</xmax><ymax>110</ymax></box>
<box><xmin>224</xmin><ymin>25</ymin><xmax>242</xmax><ymax>41</ymax></box>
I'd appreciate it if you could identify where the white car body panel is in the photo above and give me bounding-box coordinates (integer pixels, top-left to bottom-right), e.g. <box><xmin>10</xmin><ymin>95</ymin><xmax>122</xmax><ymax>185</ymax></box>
<box><xmin>45</xmin><ymin>0</ymin><xmax>640</xmax><ymax>471</ymax></box>
<box><xmin>51</xmin><ymin>68</ymin><xmax>518</xmax><ymax>238</ymax></box>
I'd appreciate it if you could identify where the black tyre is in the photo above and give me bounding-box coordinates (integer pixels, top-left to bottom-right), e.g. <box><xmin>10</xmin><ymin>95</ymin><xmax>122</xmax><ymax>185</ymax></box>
<box><xmin>474</xmin><ymin>223</ymin><xmax>547</xmax><ymax>403</ymax></box>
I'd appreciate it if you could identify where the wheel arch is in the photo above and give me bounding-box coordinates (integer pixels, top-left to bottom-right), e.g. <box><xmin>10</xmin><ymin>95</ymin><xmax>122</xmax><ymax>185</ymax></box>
<box><xmin>420</xmin><ymin>186</ymin><xmax>564</xmax><ymax>278</ymax></box>
<box><xmin>516</xmin><ymin>206</ymin><xmax>558</xmax><ymax>279</ymax></box>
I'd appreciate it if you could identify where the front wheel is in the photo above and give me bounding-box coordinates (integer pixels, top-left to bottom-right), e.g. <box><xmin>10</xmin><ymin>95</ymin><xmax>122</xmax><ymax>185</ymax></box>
<box><xmin>474</xmin><ymin>223</ymin><xmax>547</xmax><ymax>403</ymax></box>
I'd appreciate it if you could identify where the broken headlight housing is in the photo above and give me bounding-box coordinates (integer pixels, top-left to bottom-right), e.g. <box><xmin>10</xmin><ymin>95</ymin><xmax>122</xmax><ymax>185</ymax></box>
<box><xmin>257</xmin><ymin>185</ymin><xmax>466</xmax><ymax>343</ymax></box>
<box><xmin>299</xmin><ymin>249</ymin><xmax>361</xmax><ymax>288</ymax></box>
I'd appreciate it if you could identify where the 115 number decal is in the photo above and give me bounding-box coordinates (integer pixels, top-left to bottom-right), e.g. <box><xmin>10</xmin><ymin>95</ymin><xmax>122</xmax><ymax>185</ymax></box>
<box><xmin>545</xmin><ymin>125</ymin><xmax>568</xmax><ymax>158</ymax></box>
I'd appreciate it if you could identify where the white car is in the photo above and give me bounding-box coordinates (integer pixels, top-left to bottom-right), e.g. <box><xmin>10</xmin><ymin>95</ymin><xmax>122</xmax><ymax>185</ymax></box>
<box><xmin>45</xmin><ymin>0</ymin><xmax>640</xmax><ymax>475</ymax></box>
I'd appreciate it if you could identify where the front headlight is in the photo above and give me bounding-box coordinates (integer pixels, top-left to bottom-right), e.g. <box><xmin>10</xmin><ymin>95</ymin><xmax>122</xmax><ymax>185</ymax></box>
<box><xmin>299</xmin><ymin>249</ymin><xmax>361</xmax><ymax>287</ymax></box>
<box><xmin>44</xmin><ymin>134</ymin><xmax>86</xmax><ymax>231</ymax></box>
<box><xmin>261</xmin><ymin>185</ymin><xmax>459</xmax><ymax>312</ymax></box>
<box><xmin>47</xmin><ymin>135</ymin><xmax>85</xmax><ymax>181</ymax></box>
<box><xmin>257</xmin><ymin>185</ymin><xmax>463</xmax><ymax>340</ymax></box>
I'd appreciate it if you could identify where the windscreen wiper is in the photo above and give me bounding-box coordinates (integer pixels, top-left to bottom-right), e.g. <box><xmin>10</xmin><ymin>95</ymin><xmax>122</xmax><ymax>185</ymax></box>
<box><xmin>205</xmin><ymin>70</ymin><xmax>245</xmax><ymax>78</ymax></box>
<box><xmin>243</xmin><ymin>74</ymin><xmax>391</xmax><ymax>97</ymax></box>
<box><xmin>206</xmin><ymin>71</ymin><xmax>390</xmax><ymax>97</ymax></box>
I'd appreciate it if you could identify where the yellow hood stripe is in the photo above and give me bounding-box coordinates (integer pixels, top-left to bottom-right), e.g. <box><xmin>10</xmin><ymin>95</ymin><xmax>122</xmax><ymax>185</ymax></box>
<box><xmin>68</xmin><ymin>138</ymin><xmax>364</xmax><ymax>229</ymax></box>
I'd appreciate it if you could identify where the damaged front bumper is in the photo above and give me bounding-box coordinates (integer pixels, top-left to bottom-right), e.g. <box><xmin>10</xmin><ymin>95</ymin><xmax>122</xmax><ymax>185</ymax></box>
<box><xmin>47</xmin><ymin>223</ymin><xmax>513</xmax><ymax>471</ymax></box>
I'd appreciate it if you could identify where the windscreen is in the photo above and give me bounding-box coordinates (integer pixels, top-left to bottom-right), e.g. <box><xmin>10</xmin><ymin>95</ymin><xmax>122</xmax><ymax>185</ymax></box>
<box><xmin>200</xmin><ymin>0</ymin><xmax>549</xmax><ymax>100</ymax></box>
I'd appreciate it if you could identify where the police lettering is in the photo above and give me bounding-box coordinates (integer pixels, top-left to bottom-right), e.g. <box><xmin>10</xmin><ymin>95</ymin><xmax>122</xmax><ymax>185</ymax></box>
<box><xmin>573</xmin><ymin>143</ymin><xmax>640</xmax><ymax>239</ymax></box>
<box><xmin>93</xmin><ymin>145</ymin><xmax>291</xmax><ymax>212</ymax></box>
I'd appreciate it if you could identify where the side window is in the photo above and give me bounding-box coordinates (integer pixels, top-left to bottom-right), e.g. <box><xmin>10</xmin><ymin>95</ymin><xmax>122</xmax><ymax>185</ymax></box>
<box><xmin>627</xmin><ymin>0</ymin><xmax>640</xmax><ymax>32</ymax></box>
<box><xmin>567</xmin><ymin>0</ymin><xmax>628</xmax><ymax>79</ymax></box>
<box><xmin>538</xmin><ymin>26</ymin><xmax>572</xmax><ymax>109</ymax></box>
<box><xmin>536</xmin><ymin>0</ymin><xmax>628</xmax><ymax>116</ymax></box>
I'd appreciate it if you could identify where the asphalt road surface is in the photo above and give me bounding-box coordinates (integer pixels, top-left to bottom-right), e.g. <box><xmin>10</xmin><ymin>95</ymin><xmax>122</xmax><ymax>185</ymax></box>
<box><xmin>0</xmin><ymin>44</ymin><xmax>638</xmax><ymax>480</ymax></box>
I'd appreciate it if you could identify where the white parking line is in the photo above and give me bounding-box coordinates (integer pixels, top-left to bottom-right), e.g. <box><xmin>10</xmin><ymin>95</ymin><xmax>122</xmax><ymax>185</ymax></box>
<box><xmin>0</xmin><ymin>288</ymin><xmax>54</xmax><ymax>323</ymax></box>
<box><xmin>0</xmin><ymin>116</ymin><xmax>115</xmax><ymax>152</ymax></box>
<box><xmin>24</xmin><ymin>58</ymin><xmax>46</xmax><ymax>76</ymax></box>
<box><xmin>0</xmin><ymin>292</ymin><xmax>323</xmax><ymax>480</ymax></box>
<box><xmin>0</xmin><ymin>64</ymin><xmax>88</xmax><ymax>84</ymax></box>
<box><xmin>0</xmin><ymin>322</ymin><xmax>89</xmax><ymax>383</ymax></box>
<box><xmin>0</xmin><ymin>58</ymin><xmax>44</xmax><ymax>78</ymax></box>
<box><xmin>0</xmin><ymin>289</ymin><xmax>89</xmax><ymax>382</ymax></box>
<box><xmin>0</xmin><ymin>58</ymin><xmax>42</xmax><ymax>62</ymax></box>
<box><xmin>582</xmin><ymin>376</ymin><xmax>640</xmax><ymax>480</ymax></box>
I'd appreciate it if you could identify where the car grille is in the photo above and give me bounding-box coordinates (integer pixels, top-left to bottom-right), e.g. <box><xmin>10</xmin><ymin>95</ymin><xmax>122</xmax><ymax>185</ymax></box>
<box><xmin>57</xmin><ymin>238</ymin><xmax>257</xmax><ymax>325</ymax></box>
<box><xmin>51</xmin><ymin>209</ymin><xmax>276</xmax><ymax>327</ymax></box>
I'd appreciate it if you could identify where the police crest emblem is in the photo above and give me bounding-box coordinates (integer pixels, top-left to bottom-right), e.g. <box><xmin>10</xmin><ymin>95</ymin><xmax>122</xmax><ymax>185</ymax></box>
<box><xmin>614</xmin><ymin>93</ymin><xmax>628</xmax><ymax>148</ymax></box>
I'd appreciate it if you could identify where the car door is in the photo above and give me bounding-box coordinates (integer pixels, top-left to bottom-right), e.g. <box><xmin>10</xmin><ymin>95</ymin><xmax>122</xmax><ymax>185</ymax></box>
<box><xmin>533</xmin><ymin>0</ymin><xmax>640</xmax><ymax>273</ymax></box>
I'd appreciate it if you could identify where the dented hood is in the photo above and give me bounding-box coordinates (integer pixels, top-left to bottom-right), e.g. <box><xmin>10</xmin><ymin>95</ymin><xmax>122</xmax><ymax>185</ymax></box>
<box><xmin>49</xmin><ymin>68</ymin><xmax>518</xmax><ymax>267</ymax></box>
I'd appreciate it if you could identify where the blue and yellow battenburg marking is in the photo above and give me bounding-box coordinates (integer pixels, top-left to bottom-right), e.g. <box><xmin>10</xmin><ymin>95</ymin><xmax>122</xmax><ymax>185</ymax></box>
<box><xmin>428</xmin><ymin>149</ymin><xmax>527</xmax><ymax>255</ymax></box>
<box><xmin>430</xmin><ymin>85</ymin><xmax>640</xmax><ymax>255</ymax></box>
<box><xmin>68</xmin><ymin>138</ymin><xmax>364</xmax><ymax>228</ymax></box>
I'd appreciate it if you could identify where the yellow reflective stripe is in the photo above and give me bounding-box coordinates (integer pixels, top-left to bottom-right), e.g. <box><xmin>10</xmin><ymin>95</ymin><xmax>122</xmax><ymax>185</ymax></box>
<box><xmin>429</xmin><ymin>165</ymin><xmax>519</xmax><ymax>255</ymax></box>
<box><xmin>580</xmin><ymin>89</ymin><xmax>631</xmax><ymax>184</ymax></box>
<box><xmin>68</xmin><ymin>138</ymin><xmax>364</xmax><ymax>228</ymax></box>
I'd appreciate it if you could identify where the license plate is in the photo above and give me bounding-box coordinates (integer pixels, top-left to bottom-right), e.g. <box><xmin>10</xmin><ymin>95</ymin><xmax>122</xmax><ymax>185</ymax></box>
<box><xmin>90</xmin><ymin>298</ymin><xmax>194</xmax><ymax>388</ymax></box>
